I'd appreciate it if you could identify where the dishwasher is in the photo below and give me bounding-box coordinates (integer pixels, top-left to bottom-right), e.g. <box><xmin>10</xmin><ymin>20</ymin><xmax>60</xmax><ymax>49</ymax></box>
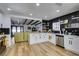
<box><xmin>56</xmin><ymin>35</ymin><xmax>64</xmax><ymax>47</ymax></box>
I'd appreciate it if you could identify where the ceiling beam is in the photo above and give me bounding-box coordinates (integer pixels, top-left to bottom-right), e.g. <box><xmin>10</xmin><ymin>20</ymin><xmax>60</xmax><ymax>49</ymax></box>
<box><xmin>31</xmin><ymin>21</ymin><xmax>39</xmax><ymax>25</ymax></box>
<box><xmin>35</xmin><ymin>22</ymin><xmax>42</xmax><ymax>26</ymax></box>
<box><xmin>23</xmin><ymin>19</ymin><xmax>27</xmax><ymax>25</ymax></box>
<box><xmin>27</xmin><ymin>20</ymin><xmax>34</xmax><ymax>25</ymax></box>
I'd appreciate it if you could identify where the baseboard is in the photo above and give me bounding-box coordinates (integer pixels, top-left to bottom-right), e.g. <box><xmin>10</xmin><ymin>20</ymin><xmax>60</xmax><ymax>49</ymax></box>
<box><xmin>15</xmin><ymin>41</ymin><xmax>28</xmax><ymax>43</ymax></box>
<box><xmin>29</xmin><ymin>41</ymin><xmax>48</xmax><ymax>45</ymax></box>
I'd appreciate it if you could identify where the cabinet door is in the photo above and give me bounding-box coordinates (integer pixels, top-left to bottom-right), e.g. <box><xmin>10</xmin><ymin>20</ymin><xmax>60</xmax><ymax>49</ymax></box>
<box><xmin>39</xmin><ymin>33</ymin><xmax>42</xmax><ymax>42</ymax></box>
<box><xmin>35</xmin><ymin>33</ymin><xmax>40</xmax><ymax>43</ymax></box>
<box><xmin>64</xmin><ymin>35</ymin><xmax>73</xmax><ymax>50</ymax></box>
<box><xmin>38</xmin><ymin>33</ymin><xmax>44</xmax><ymax>42</ymax></box>
<box><xmin>68</xmin><ymin>36</ymin><xmax>74</xmax><ymax>50</ymax></box>
<box><xmin>38</xmin><ymin>33</ymin><xmax>48</xmax><ymax>43</ymax></box>
<box><xmin>29</xmin><ymin>34</ymin><xmax>37</xmax><ymax>44</ymax></box>
<box><xmin>49</xmin><ymin>34</ymin><xmax>56</xmax><ymax>45</ymax></box>
<box><xmin>64</xmin><ymin>35</ymin><xmax>79</xmax><ymax>53</ymax></box>
<box><xmin>72</xmin><ymin>36</ymin><xmax>79</xmax><ymax>53</ymax></box>
<box><xmin>42</xmin><ymin>33</ymin><xmax>48</xmax><ymax>42</ymax></box>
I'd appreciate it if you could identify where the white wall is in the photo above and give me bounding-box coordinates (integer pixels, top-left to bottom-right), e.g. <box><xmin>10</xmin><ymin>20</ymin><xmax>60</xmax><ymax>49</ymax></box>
<box><xmin>0</xmin><ymin>13</ymin><xmax>11</xmax><ymax>47</ymax></box>
<box><xmin>0</xmin><ymin>13</ymin><xmax>3</xmax><ymax>26</ymax></box>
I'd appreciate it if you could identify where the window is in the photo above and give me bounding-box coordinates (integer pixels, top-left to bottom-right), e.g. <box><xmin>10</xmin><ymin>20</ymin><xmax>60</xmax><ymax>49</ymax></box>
<box><xmin>20</xmin><ymin>27</ymin><xmax>23</xmax><ymax>32</ymax></box>
<box><xmin>12</xmin><ymin>27</ymin><xmax>16</xmax><ymax>35</ymax></box>
<box><xmin>17</xmin><ymin>27</ymin><xmax>20</xmax><ymax>32</ymax></box>
<box><xmin>11</xmin><ymin>26</ymin><xmax>24</xmax><ymax>36</ymax></box>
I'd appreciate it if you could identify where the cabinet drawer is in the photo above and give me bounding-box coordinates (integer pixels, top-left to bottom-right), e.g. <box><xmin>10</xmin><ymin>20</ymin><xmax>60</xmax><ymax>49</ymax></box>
<box><xmin>67</xmin><ymin>35</ymin><xmax>74</xmax><ymax>40</ymax></box>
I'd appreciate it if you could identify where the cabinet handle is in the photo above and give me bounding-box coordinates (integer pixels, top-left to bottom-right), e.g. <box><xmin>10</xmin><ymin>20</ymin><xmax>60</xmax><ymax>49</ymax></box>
<box><xmin>71</xmin><ymin>41</ymin><xmax>72</xmax><ymax>45</ymax></box>
<box><xmin>69</xmin><ymin>40</ymin><xmax>70</xmax><ymax>44</ymax></box>
<box><xmin>69</xmin><ymin>40</ymin><xmax>72</xmax><ymax>45</ymax></box>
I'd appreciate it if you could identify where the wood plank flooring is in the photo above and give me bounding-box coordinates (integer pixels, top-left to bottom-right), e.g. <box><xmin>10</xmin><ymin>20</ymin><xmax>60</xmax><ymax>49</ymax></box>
<box><xmin>1</xmin><ymin>42</ymin><xmax>79</xmax><ymax>56</ymax></box>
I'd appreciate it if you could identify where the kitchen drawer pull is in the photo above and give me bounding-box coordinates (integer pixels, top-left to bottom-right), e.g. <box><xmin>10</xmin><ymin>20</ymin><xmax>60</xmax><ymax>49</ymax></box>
<box><xmin>69</xmin><ymin>40</ymin><xmax>72</xmax><ymax>45</ymax></box>
<box><xmin>71</xmin><ymin>41</ymin><xmax>72</xmax><ymax>45</ymax></box>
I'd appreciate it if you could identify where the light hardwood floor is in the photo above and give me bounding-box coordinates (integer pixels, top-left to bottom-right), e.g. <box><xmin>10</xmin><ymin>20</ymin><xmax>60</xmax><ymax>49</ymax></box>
<box><xmin>1</xmin><ymin>42</ymin><xmax>79</xmax><ymax>56</ymax></box>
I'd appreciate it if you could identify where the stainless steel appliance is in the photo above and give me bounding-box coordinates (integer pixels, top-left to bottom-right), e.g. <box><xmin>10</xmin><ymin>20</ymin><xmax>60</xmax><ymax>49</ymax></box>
<box><xmin>56</xmin><ymin>35</ymin><xmax>64</xmax><ymax>47</ymax></box>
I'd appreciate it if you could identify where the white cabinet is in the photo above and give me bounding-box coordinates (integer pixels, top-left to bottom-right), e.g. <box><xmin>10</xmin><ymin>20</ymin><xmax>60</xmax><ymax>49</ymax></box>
<box><xmin>64</xmin><ymin>35</ymin><xmax>73</xmax><ymax>50</ymax></box>
<box><xmin>36</xmin><ymin>33</ymin><xmax>41</xmax><ymax>43</ymax></box>
<box><xmin>41</xmin><ymin>33</ymin><xmax>48</xmax><ymax>42</ymax></box>
<box><xmin>64</xmin><ymin>35</ymin><xmax>79</xmax><ymax>54</ymax></box>
<box><xmin>49</xmin><ymin>34</ymin><xmax>56</xmax><ymax>45</ymax></box>
<box><xmin>29</xmin><ymin>33</ymin><xmax>48</xmax><ymax>45</ymax></box>
<box><xmin>29</xmin><ymin>33</ymin><xmax>39</xmax><ymax>44</ymax></box>
<box><xmin>72</xmin><ymin>36</ymin><xmax>79</xmax><ymax>53</ymax></box>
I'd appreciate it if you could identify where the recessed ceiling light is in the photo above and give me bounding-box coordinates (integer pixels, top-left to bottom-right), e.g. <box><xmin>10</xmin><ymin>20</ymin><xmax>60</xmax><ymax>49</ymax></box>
<box><xmin>56</xmin><ymin>10</ymin><xmax>60</xmax><ymax>12</ymax></box>
<box><xmin>29</xmin><ymin>13</ymin><xmax>32</xmax><ymax>16</ymax></box>
<box><xmin>72</xmin><ymin>16</ymin><xmax>74</xmax><ymax>17</ymax></box>
<box><xmin>7</xmin><ymin>8</ymin><xmax>12</xmax><ymax>11</ymax></box>
<box><xmin>36</xmin><ymin>3</ymin><xmax>40</xmax><ymax>6</ymax></box>
<box><xmin>45</xmin><ymin>16</ymin><xmax>47</xmax><ymax>18</ymax></box>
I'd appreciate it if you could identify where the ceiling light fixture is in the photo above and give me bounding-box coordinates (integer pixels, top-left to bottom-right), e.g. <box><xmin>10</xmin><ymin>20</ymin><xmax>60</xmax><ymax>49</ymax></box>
<box><xmin>56</xmin><ymin>10</ymin><xmax>60</xmax><ymax>12</ymax></box>
<box><xmin>45</xmin><ymin>16</ymin><xmax>47</xmax><ymax>18</ymax></box>
<box><xmin>36</xmin><ymin>3</ymin><xmax>40</xmax><ymax>6</ymax></box>
<box><xmin>7</xmin><ymin>8</ymin><xmax>12</xmax><ymax>11</ymax></box>
<box><xmin>29</xmin><ymin>13</ymin><xmax>32</xmax><ymax>16</ymax></box>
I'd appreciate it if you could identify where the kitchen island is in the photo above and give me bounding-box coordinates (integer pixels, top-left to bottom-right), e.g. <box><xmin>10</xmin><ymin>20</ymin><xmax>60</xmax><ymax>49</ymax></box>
<box><xmin>29</xmin><ymin>32</ymin><xmax>49</xmax><ymax>44</ymax></box>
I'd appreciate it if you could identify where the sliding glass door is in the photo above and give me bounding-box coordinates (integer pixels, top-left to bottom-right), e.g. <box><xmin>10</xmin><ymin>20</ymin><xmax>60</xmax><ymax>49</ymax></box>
<box><xmin>12</xmin><ymin>26</ymin><xmax>16</xmax><ymax>35</ymax></box>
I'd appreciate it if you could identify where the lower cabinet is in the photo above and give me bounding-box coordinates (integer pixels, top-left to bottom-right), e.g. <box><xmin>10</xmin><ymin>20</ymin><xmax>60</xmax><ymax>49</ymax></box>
<box><xmin>64</xmin><ymin>35</ymin><xmax>79</xmax><ymax>54</ymax></box>
<box><xmin>64</xmin><ymin>35</ymin><xmax>73</xmax><ymax>50</ymax></box>
<box><xmin>29</xmin><ymin>33</ymin><xmax>39</xmax><ymax>44</ymax></box>
<box><xmin>49</xmin><ymin>34</ymin><xmax>56</xmax><ymax>45</ymax></box>
<box><xmin>40</xmin><ymin>33</ymin><xmax>48</xmax><ymax>42</ymax></box>
<box><xmin>29</xmin><ymin>33</ymin><xmax>48</xmax><ymax>44</ymax></box>
<box><xmin>29</xmin><ymin>33</ymin><xmax>56</xmax><ymax>45</ymax></box>
<box><xmin>72</xmin><ymin>36</ymin><xmax>79</xmax><ymax>53</ymax></box>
